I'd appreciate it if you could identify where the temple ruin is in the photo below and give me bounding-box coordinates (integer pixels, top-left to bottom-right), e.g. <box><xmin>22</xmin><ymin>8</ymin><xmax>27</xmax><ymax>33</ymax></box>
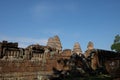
<box><xmin>73</xmin><ymin>42</ymin><xmax>82</xmax><ymax>55</ymax></box>
<box><xmin>0</xmin><ymin>35</ymin><xmax>120</xmax><ymax>80</ymax></box>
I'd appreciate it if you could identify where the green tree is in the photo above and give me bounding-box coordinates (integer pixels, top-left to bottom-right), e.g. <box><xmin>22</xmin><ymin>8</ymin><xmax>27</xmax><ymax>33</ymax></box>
<box><xmin>111</xmin><ymin>34</ymin><xmax>120</xmax><ymax>52</ymax></box>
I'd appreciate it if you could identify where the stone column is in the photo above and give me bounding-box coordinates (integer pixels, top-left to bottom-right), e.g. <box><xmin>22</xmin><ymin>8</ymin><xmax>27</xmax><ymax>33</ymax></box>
<box><xmin>7</xmin><ymin>51</ymin><xmax>10</xmax><ymax>60</ymax></box>
<box><xmin>12</xmin><ymin>51</ymin><xmax>14</xmax><ymax>56</ymax></box>
<box><xmin>25</xmin><ymin>49</ymin><xmax>29</xmax><ymax>60</ymax></box>
<box><xmin>13</xmin><ymin>51</ymin><xmax>17</xmax><ymax>57</ymax></box>
<box><xmin>16</xmin><ymin>51</ymin><xmax>19</xmax><ymax>58</ymax></box>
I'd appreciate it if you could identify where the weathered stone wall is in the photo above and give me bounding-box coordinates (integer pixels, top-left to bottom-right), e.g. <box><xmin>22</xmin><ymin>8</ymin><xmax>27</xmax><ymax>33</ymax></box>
<box><xmin>0</xmin><ymin>38</ymin><xmax>119</xmax><ymax>79</ymax></box>
<box><xmin>0</xmin><ymin>59</ymin><xmax>57</xmax><ymax>80</ymax></box>
<box><xmin>0</xmin><ymin>50</ymin><xmax>71</xmax><ymax>80</ymax></box>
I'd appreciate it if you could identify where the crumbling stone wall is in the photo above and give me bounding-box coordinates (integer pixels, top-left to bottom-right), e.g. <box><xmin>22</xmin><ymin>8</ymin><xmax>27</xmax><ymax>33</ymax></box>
<box><xmin>0</xmin><ymin>40</ymin><xmax>72</xmax><ymax>80</ymax></box>
<box><xmin>0</xmin><ymin>37</ymin><xmax>119</xmax><ymax>79</ymax></box>
<box><xmin>0</xmin><ymin>59</ymin><xmax>58</xmax><ymax>80</ymax></box>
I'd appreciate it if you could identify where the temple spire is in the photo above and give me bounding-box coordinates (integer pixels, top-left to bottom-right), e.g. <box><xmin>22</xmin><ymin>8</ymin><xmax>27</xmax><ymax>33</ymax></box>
<box><xmin>73</xmin><ymin>42</ymin><xmax>82</xmax><ymax>55</ymax></box>
<box><xmin>87</xmin><ymin>41</ymin><xmax>94</xmax><ymax>50</ymax></box>
<box><xmin>47</xmin><ymin>35</ymin><xmax>62</xmax><ymax>53</ymax></box>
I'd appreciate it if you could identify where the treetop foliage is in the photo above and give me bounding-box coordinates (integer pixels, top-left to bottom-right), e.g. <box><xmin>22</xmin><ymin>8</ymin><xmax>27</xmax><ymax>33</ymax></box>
<box><xmin>111</xmin><ymin>34</ymin><xmax>120</xmax><ymax>52</ymax></box>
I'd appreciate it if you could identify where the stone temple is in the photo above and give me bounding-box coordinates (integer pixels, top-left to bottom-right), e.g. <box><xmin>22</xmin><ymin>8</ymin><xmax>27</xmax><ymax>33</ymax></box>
<box><xmin>87</xmin><ymin>41</ymin><xmax>94</xmax><ymax>50</ymax></box>
<box><xmin>73</xmin><ymin>42</ymin><xmax>82</xmax><ymax>55</ymax></box>
<box><xmin>0</xmin><ymin>35</ymin><xmax>119</xmax><ymax>80</ymax></box>
<box><xmin>47</xmin><ymin>35</ymin><xmax>62</xmax><ymax>53</ymax></box>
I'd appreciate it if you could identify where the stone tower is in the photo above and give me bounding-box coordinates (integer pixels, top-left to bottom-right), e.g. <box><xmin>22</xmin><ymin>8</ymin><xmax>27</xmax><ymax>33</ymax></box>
<box><xmin>47</xmin><ymin>37</ymin><xmax>55</xmax><ymax>48</ymax></box>
<box><xmin>84</xmin><ymin>41</ymin><xmax>94</xmax><ymax>58</ymax></box>
<box><xmin>87</xmin><ymin>41</ymin><xmax>94</xmax><ymax>50</ymax></box>
<box><xmin>47</xmin><ymin>35</ymin><xmax>62</xmax><ymax>53</ymax></box>
<box><xmin>53</xmin><ymin>35</ymin><xmax>62</xmax><ymax>52</ymax></box>
<box><xmin>73</xmin><ymin>42</ymin><xmax>82</xmax><ymax>55</ymax></box>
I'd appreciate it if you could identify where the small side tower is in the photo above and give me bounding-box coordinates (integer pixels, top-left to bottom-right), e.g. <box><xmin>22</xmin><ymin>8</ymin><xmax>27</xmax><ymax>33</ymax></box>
<box><xmin>87</xmin><ymin>41</ymin><xmax>94</xmax><ymax>50</ymax></box>
<box><xmin>73</xmin><ymin>42</ymin><xmax>82</xmax><ymax>55</ymax></box>
<box><xmin>84</xmin><ymin>41</ymin><xmax>94</xmax><ymax>58</ymax></box>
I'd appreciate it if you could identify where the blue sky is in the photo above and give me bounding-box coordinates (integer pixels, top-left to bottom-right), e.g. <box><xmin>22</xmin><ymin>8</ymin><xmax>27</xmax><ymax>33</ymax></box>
<box><xmin>0</xmin><ymin>0</ymin><xmax>120</xmax><ymax>52</ymax></box>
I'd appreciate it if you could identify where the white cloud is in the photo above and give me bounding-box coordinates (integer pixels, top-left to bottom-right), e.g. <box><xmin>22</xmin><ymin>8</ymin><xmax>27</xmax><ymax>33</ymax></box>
<box><xmin>0</xmin><ymin>35</ymin><xmax>47</xmax><ymax>48</ymax></box>
<box><xmin>32</xmin><ymin>1</ymin><xmax>80</xmax><ymax>17</ymax></box>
